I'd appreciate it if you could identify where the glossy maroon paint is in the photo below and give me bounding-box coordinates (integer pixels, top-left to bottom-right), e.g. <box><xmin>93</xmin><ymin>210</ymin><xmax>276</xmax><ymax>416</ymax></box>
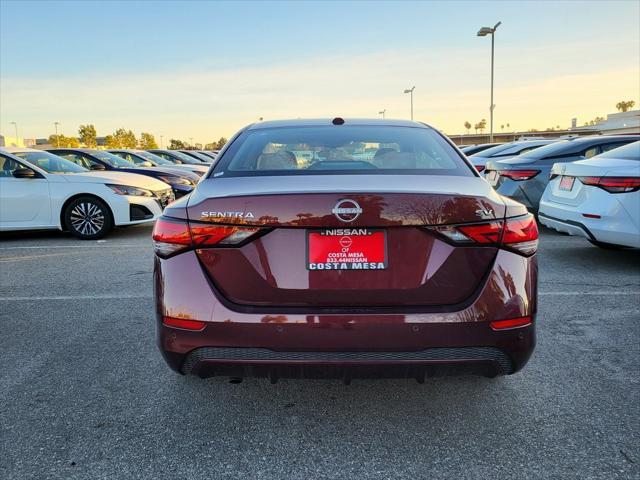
<box><xmin>154</xmin><ymin>246</ymin><xmax>536</xmax><ymax>376</ymax></box>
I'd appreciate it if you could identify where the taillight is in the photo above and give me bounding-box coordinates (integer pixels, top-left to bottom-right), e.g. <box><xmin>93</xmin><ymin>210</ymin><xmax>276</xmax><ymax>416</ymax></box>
<box><xmin>152</xmin><ymin>217</ymin><xmax>264</xmax><ymax>258</ymax></box>
<box><xmin>428</xmin><ymin>214</ymin><xmax>538</xmax><ymax>256</ymax></box>
<box><xmin>162</xmin><ymin>316</ymin><xmax>206</xmax><ymax>331</ymax></box>
<box><xmin>152</xmin><ymin>218</ymin><xmax>191</xmax><ymax>257</ymax></box>
<box><xmin>490</xmin><ymin>316</ymin><xmax>532</xmax><ymax>330</ymax></box>
<box><xmin>499</xmin><ymin>170</ymin><xmax>541</xmax><ymax>181</ymax></box>
<box><xmin>475</xmin><ymin>165</ymin><xmax>485</xmax><ymax>173</ymax></box>
<box><xmin>501</xmin><ymin>214</ymin><xmax>539</xmax><ymax>256</ymax></box>
<box><xmin>578</xmin><ymin>176</ymin><xmax>640</xmax><ymax>193</ymax></box>
<box><xmin>190</xmin><ymin>224</ymin><xmax>262</xmax><ymax>247</ymax></box>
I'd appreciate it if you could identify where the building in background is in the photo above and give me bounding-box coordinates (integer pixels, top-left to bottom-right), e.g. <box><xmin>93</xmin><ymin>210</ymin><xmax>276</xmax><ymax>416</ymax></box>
<box><xmin>452</xmin><ymin>110</ymin><xmax>640</xmax><ymax>145</ymax></box>
<box><xmin>0</xmin><ymin>135</ymin><xmax>35</xmax><ymax>148</ymax></box>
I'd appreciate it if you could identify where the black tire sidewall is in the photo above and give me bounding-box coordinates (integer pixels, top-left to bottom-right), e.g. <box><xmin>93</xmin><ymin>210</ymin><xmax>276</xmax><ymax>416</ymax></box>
<box><xmin>64</xmin><ymin>197</ymin><xmax>113</xmax><ymax>240</ymax></box>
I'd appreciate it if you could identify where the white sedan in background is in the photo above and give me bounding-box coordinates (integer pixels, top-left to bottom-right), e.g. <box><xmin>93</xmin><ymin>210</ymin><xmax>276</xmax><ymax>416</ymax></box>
<box><xmin>539</xmin><ymin>141</ymin><xmax>640</xmax><ymax>249</ymax></box>
<box><xmin>0</xmin><ymin>148</ymin><xmax>174</xmax><ymax>239</ymax></box>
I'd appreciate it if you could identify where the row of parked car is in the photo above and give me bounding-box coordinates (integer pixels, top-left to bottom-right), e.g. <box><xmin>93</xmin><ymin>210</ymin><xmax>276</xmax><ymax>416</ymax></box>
<box><xmin>1</xmin><ymin>131</ymin><xmax>638</xmax><ymax>248</ymax></box>
<box><xmin>460</xmin><ymin>136</ymin><xmax>640</xmax><ymax>248</ymax></box>
<box><xmin>0</xmin><ymin>147</ymin><xmax>218</xmax><ymax>239</ymax></box>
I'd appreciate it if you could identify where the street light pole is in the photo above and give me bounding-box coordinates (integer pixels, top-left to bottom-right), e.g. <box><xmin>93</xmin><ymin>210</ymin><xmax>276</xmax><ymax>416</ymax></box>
<box><xmin>403</xmin><ymin>86</ymin><xmax>415</xmax><ymax>120</ymax></box>
<box><xmin>10</xmin><ymin>122</ymin><xmax>18</xmax><ymax>143</ymax></box>
<box><xmin>54</xmin><ymin>122</ymin><xmax>61</xmax><ymax>147</ymax></box>
<box><xmin>477</xmin><ymin>21</ymin><xmax>501</xmax><ymax>142</ymax></box>
<box><xmin>378</xmin><ymin>109</ymin><xmax>386</xmax><ymax>119</ymax></box>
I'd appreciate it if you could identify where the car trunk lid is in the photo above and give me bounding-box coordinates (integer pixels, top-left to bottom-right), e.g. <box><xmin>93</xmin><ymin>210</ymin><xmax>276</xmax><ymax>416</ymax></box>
<box><xmin>185</xmin><ymin>175</ymin><xmax>507</xmax><ymax>308</ymax></box>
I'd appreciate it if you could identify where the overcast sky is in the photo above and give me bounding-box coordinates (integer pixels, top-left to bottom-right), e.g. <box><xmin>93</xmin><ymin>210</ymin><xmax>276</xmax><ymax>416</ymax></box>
<box><xmin>1</xmin><ymin>0</ymin><xmax>638</xmax><ymax>144</ymax></box>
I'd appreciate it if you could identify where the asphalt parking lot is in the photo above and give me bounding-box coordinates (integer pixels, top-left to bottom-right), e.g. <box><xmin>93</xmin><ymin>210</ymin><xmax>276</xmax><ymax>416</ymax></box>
<box><xmin>1</xmin><ymin>226</ymin><xmax>638</xmax><ymax>480</ymax></box>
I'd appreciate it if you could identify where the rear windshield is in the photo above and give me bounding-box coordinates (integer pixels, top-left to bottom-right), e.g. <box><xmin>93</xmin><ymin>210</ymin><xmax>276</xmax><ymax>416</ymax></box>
<box><xmin>470</xmin><ymin>143</ymin><xmax>517</xmax><ymax>158</ymax></box>
<box><xmin>594</xmin><ymin>141</ymin><xmax>640</xmax><ymax>161</ymax></box>
<box><xmin>89</xmin><ymin>150</ymin><xmax>134</xmax><ymax>168</ymax></box>
<box><xmin>213</xmin><ymin>125</ymin><xmax>473</xmax><ymax>177</ymax></box>
<box><xmin>14</xmin><ymin>151</ymin><xmax>87</xmax><ymax>174</ymax></box>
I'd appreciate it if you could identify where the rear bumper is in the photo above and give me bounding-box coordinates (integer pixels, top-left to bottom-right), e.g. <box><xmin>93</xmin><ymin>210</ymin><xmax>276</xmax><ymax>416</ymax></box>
<box><xmin>154</xmin><ymin>249</ymin><xmax>537</xmax><ymax>379</ymax></box>
<box><xmin>539</xmin><ymin>198</ymin><xmax>640</xmax><ymax>248</ymax></box>
<box><xmin>494</xmin><ymin>179</ymin><xmax>543</xmax><ymax>212</ymax></box>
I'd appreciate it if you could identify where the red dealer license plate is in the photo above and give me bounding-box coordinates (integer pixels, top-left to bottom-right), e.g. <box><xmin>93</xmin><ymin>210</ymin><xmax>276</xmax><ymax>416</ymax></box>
<box><xmin>307</xmin><ymin>229</ymin><xmax>387</xmax><ymax>270</ymax></box>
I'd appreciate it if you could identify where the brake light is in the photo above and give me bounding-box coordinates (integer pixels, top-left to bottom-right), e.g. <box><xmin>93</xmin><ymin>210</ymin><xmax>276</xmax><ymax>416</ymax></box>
<box><xmin>152</xmin><ymin>218</ymin><xmax>191</xmax><ymax>257</ymax></box>
<box><xmin>190</xmin><ymin>224</ymin><xmax>262</xmax><ymax>247</ymax></box>
<box><xmin>162</xmin><ymin>316</ymin><xmax>206</xmax><ymax>331</ymax></box>
<box><xmin>428</xmin><ymin>214</ymin><xmax>538</xmax><ymax>256</ymax></box>
<box><xmin>579</xmin><ymin>176</ymin><xmax>640</xmax><ymax>193</ymax></box>
<box><xmin>501</xmin><ymin>215</ymin><xmax>539</xmax><ymax>256</ymax></box>
<box><xmin>490</xmin><ymin>316</ymin><xmax>532</xmax><ymax>330</ymax></box>
<box><xmin>499</xmin><ymin>170</ymin><xmax>540</xmax><ymax>181</ymax></box>
<box><xmin>152</xmin><ymin>217</ymin><xmax>264</xmax><ymax>258</ymax></box>
<box><xmin>475</xmin><ymin>165</ymin><xmax>485</xmax><ymax>173</ymax></box>
<box><xmin>457</xmin><ymin>222</ymin><xmax>503</xmax><ymax>243</ymax></box>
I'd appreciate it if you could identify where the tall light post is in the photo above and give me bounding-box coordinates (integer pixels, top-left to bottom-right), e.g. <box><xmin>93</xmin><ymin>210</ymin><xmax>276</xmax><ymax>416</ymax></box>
<box><xmin>477</xmin><ymin>21</ymin><xmax>501</xmax><ymax>142</ymax></box>
<box><xmin>54</xmin><ymin>121</ymin><xmax>61</xmax><ymax>147</ymax></box>
<box><xmin>403</xmin><ymin>86</ymin><xmax>415</xmax><ymax>121</ymax></box>
<box><xmin>378</xmin><ymin>109</ymin><xmax>386</xmax><ymax>119</ymax></box>
<box><xmin>10</xmin><ymin>121</ymin><xmax>18</xmax><ymax>143</ymax></box>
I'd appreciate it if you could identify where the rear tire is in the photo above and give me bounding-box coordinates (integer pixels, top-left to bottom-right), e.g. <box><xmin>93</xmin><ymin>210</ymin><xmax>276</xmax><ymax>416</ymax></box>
<box><xmin>588</xmin><ymin>239</ymin><xmax>627</xmax><ymax>250</ymax></box>
<box><xmin>64</xmin><ymin>196</ymin><xmax>113</xmax><ymax>240</ymax></box>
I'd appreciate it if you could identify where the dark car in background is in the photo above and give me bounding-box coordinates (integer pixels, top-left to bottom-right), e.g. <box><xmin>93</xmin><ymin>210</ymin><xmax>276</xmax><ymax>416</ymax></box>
<box><xmin>108</xmin><ymin>149</ymin><xmax>209</xmax><ymax>176</ymax></box>
<box><xmin>198</xmin><ymin>150</ymin><xmax>219</xmax><ymax>161</ymax></box>
<box><xmin>178</xmin><ymin>150</ymin><xmax>214</xmax><ymax>163</ymax></box>
<box><xmin>153</xmin><ymin>118</ymin><xmax>538</xmax><ymax>382</ymax></box>
<box><xmin>484</xmin><ymin>135</ymin><xmax>639</xmax><ymax>213</ymax></box>
<box><xmin>459</xmin><ymin>143</ymin><xmax>499</xmax><ymax>155</ymax></box>
<box><xmin>469</xmin><ymin>139</ymin><xmax>556</xmax><ymax>172</ymax></box>
<box><xmin>149</xmin><ymin>149</ymin><xmax>210</xmax><ymax>166</ymax></box>
<box><xmin>48</xmin><ymin>148</ymin><xmax>200</xmax><ymax>198</ymax></box>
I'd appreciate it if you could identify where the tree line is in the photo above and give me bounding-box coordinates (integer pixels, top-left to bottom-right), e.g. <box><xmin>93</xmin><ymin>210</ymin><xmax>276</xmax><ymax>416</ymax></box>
<box><xmin>47</xmin><ymin>124</ymin><xmax>227</xmax><ymax>150</ymax></box>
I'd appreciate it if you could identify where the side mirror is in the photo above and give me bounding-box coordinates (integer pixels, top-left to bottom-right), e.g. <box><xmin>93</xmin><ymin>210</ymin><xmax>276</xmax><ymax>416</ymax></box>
<box><xmin>139</xmin><ymin>161</ymin><xmax>153</xmax><ymax>167</ymax></box>
<box><xmin>90</xmin><ymin>164</ymin><xmax>106</xmax><ymax>171</ymax></box>
<box><xmin>13</xmin><ymin>168</ymin><xmax>37</xmax><ymax>179</ymax></box>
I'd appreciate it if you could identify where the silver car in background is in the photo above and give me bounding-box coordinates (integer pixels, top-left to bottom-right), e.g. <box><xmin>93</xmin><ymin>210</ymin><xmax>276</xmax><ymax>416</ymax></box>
<box><xmin>484</xmin><ymin>135</ymin><xmax>639</xmax><ymax>213</ymax></box>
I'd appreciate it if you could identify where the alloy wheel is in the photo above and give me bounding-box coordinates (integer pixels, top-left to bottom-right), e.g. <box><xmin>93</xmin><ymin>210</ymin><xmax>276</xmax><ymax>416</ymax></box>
<box><xmin>70</xmin><ymin>201</ymin><xmax>105</xmax><ymax>236</ymax></box>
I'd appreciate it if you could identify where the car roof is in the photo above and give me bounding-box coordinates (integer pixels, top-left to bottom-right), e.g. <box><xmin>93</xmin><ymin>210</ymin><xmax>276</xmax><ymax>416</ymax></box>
<box><xmin>245</xmin><ymin>118</ymin><xmax>431</xmax><ymax>130</ymax></box>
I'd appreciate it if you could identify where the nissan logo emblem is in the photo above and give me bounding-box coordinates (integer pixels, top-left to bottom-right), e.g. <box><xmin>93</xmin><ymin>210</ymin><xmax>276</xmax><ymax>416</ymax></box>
<box><xmin>332</xmin><ymin>199</ymin><xmax>362</xmax><ymax>222</ymax></box>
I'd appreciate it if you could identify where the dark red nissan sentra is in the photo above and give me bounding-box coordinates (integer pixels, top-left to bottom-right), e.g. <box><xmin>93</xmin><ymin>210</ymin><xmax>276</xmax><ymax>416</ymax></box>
<box><xmin>153</xmin><ymin>118</ymin><xmax>537</xmax><ymax>382</ymax></box>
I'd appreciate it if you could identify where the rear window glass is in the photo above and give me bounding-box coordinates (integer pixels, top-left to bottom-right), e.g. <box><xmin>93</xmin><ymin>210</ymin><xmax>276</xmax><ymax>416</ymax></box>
<box><xmin>13</xmin><ymin>151</ymin><xmax>87</xmax><ymax>174</ymax></box>
<box><xmin>595</xmin><ymin>141</ymin><xmax>639</xmax><ymax>160</ymax></box>
<box><xmin>213</xmin><ymin>126</ymin><xmax>473</xmax><ymax>177</ymax></box>
<box><xmin>469</xmin><ymin>143</ymin><xmax>517</xmax><ymax>158</ymax></box>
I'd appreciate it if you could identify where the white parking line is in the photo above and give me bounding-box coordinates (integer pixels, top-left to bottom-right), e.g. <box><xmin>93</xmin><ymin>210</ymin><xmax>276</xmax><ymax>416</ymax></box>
<box><xmin>0</xmin><ymin>244</ymin><xmax>147</xmax><ymax>250</ymax></box>
<box><xmin>0</xmin><ymin>292</ymin><xmax>637</xmax><ymax>301</ymax></box>
<box><xmin>0</xmin><ymin>294</ymin><xmax>151</xmax><ymax>301</ymax></box>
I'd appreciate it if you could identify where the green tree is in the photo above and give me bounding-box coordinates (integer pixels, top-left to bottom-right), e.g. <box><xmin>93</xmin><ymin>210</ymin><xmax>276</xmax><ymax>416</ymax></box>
<box><xmin>105</xmin><ymin>128</ymin><xmax>137</xmax><ymax>148</ymax></box>
<box><xmin>168</xmin><ymin>139</ymin><xmax>187</xmax><ymax>150</ymax></box>
<box><xmin>78</xmin><ymin>124</ymin><xmax>97</xmax><ymax>147</ymax></box>
<box><xmin>138</xmin><ymin>132</ymin><xmax>158</xmax><ymax>149</ymax></box>
<box><xmin>477</xmin><ymin>119</ymin><xmax>487</xmax><ymax>133</ymax></box>
<box><xmin>616</xmin><ymin>100</ymin><xmax>636</xmax><ymax>112</ymax></box>
<box><xmin>48</xmin><ymin>134</ymin><xmax>80</xmax><ymax>147</ymax></box>
<box><xmin>464</xmin><ymin>121</ymin><xmax>471</xmax><ymax>134</ymax></box>
<box><xmin>214</xmin><ymin>137</ymin><xmax>227</xmax><ymax>150</ymax></box>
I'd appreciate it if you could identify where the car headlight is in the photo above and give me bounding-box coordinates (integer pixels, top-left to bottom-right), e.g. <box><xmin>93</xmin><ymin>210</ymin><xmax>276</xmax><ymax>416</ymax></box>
<box><xmin>158</xmin><ymin>175</ymin><xmax>193</xmax><ymax>187</ymax></box>
<box><xmin>106</xmin><ymin>184</ymin><xmax>154</xmax><ymax>197</ymax></box>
